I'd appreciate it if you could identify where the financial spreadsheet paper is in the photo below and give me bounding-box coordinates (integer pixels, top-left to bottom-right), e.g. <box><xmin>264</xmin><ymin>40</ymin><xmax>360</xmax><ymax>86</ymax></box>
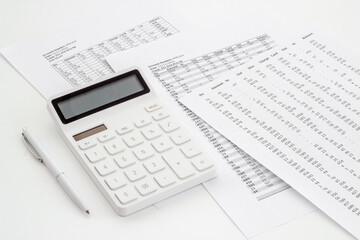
<box><xmin>106</xmin><ymin>15</ymin><xmax>314</xmax><ymax>237</ymax></box>
<box><xmin>180</xmin><ymin>30</ymin><xmax>360</xmax><ymax>239</ymax></box>
<box><xmin>0</xmin><ymin>4</ymin><xmax>188</xmax><ymax>99</ymax></box>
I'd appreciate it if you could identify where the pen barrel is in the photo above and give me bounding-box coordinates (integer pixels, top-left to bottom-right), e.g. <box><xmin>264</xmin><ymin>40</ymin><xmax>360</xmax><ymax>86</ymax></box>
<box><xmin>57</xmin><ymin>173</ymin><xmax>87</xmax><ymax>212</ymax></box>
<box><xmin>23</xmin><ymin>128</ymin><xmax>62</xmax><ymax>177</ymax></box>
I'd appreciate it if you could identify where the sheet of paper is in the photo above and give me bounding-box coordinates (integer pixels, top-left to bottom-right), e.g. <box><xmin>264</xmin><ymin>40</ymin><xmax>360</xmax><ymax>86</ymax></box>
<box><xmin>180</xmin><ymin>30</ymin><xmax>360</xmax><ymax>239</ymax></box>
<box><xmin>106</xmin><ymin>15</ymin><xmax>314</xmax><ymax>237</ymax></box>
<box><xmin>0</xmin><ymin>3</ymin><xmax>194</xmax><ymax>99</ymax></box>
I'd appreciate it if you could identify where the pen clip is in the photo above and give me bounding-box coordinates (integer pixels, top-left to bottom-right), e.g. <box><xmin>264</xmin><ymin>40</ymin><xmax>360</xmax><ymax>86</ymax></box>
<box><xmin>22</xmin><ymin>132</ymin><xmax>43</xmax><ymax>163</ymax></box>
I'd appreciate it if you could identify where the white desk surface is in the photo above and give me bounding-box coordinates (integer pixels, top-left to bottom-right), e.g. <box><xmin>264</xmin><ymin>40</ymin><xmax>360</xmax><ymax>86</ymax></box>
<box><xmin>1</xmin><ymin>0</ymin><xmax>359</xmax><ymax>239</ymax></box>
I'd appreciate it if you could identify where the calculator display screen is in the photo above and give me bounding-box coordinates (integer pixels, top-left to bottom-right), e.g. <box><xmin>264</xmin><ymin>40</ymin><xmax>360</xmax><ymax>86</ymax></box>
<box><xmin>53</xmin><ymin>70</ymin><xmax>150</xmax><ymax>124</ymax></box>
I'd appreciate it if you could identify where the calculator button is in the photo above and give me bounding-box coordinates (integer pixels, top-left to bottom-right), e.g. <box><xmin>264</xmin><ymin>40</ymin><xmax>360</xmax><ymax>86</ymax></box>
<box><xmin>116</xmin><ymin>187</ymin><xmax>138</xmax><ymax>204</ymax></box>
<box><xmin>180</xmin><ymin>143</ymin><xmax>202</xmax><ymax>158</ymax></box>
<box><xmin>141</xmin><ymin>126</ymin><xmax>162</xmax><ymax>140</ymax></box>
<box><xmin>114</xmin><ymin>152</ymin><xmax>136</xmax><ymax>168</ymax></box>
<box><xmin>170</xmin><ymin>131</ymin><xmax>191</xmax><ymax>145</ymax></box>
<box><xmin>135</xmin><ymin>179</ymin><xmax>157</xmax><ymax>196</ymax></box>
<box><xmin>104</xmin><ymin>172</ymin><xmax>127</xmax><ymax>190</ymax></box>
<box><xmin>159</xmin><ymin>119</ymin><xmax>180</xmax><ymax>133</ymax></box>
<box><xmin>191</xmin><ymin>157</ymin><xmax>213</xmax><ymax>171</ymax></box>
<box><xmin>133</xmin><ymin>145</ymin><xmax>154</xmax><ymax>160</ymax></box>
<box><xmin>85</xmin><ymin>147</ymin><xmax>106</xmax><ymax>163</ymax></box>
<box><xmin>78</xmin><ymin>140</ymin><xmax>96</xmax><ymax>150</ymax></box>
<box><xmin>145</xmin><ymin>103</ymin><xmax>161</xmax><ymax>112</ymax></box>
<box><xmin>124</xmin><ymin>165</ymin><xmax>147</xmax><ymax>182</ymax></box>
<box><xmin>151</xmin><ymin>137</ymin><xmax>173</xmax><ymax>153</ymax></box>
<box><xmin>104</xmin><ymin>139</ymin><xmax>125</xmax><ymax>155</ymax></box>
<box><xmin>97</xmin><ymin>132</ymin><xmax>115</xmax><ymax>143</ymax></box>
<box><xmin>94</xmin><ymin>160</ymin><xmax>117</xmax><ymax>176</ymax></box>
<box><xmin>116</xmin><ymin>124</ymin><xmax>134</xmax><ymax>135</ymax></box>
<box><xmin>143</xmin><ymin>158</ymin><xmax>165</xmax><ymax>174</ymax></box>
<box><xmin>162</xmin><ymin>150</ymin><xmax>195</xmax><ymax>179</ymax></box>
<box><xmin>152</xmin><ymin>110</ymin><xmax>169</xmax><ymax>121</ymax></box>
<box><xmin>154</xmin><ymin>170</ymin><xmax>176</xmax><ymax>187</ymax></box>
<box><xmin>123</xmin><ymin>133</ymin><xmax>144</xmax><ymax>148</ymax></box>
<box><xmin>134</xmin><ymin>117</ymin><xmax>152</xmax><ymax>128</ymax></box>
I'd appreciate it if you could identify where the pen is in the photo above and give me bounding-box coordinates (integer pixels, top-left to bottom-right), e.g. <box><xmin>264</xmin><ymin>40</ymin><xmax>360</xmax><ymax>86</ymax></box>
<box><xmin>22</xmin><ymin>127</ymin><xmax>90</xmax><ymax>214</ymax></box>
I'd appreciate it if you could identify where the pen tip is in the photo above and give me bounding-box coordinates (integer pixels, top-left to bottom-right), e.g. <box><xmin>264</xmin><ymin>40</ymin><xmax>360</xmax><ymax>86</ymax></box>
<box><xmin>86</xmin><ymin>210</ymin><xmax>90</xmax><ymax>214</ymax></box>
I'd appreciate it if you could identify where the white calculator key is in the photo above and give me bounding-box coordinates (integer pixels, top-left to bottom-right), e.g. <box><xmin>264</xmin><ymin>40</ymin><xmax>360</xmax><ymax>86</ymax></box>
<box><xmin>191</xmin><ymin>157</ymin><xmax>213</xmax><ymax>171</ymax></box>
<box><xmin>151</xmin><ymin>137</ymin><xmax>173</xmax><ymax>153</ymax></box>
<box><xmin>94</xmin><ymin>160</ymin><xmax>117</xmax><ymax>176</ymax></box>
<box><xmin>114</xmin><ymin>152</ymin><xmax>136</xmax><ymax>168</ymax></box>
<box><xmin>159</xmin><ymin>119</ymin><xmax>180</xmax><ymax>133</ymax></box>
<box><xmin>97</xmin><ymin>132</ymin><xmax>115</xmax><ymax>143</ymax></box>
<box><xmin>104</xmin><ymin>172</ymin><xmax>127</xmax><ymax>190</ymax></box>
<box><xmin>104</xmin><ymin>139</ymin><xmax>125</xmax><ymax>155</ymax></box>
<box><xmin>85</xmin><ymin>147</ymin><xmax>106</xmax><ymax>163</ymax></box>
<box><xmin>154</xmin><ymin>170</ymin><xmax>176</xmax><ymax>187</ymax></box>
<box><xmin>143</xmin><ymin>158</ymin><xmax>165</xmax><ymax>174</ymax></box>
<box><xmin>78</xmin><ymin>139</ymin><xmax>96</xmax><ymax>150</ymax></box>
<box><xmin>132</xmin><ymin>145</ymin><xmax>154</xmax><ymax>160</ymax></box>
<box><xmin>124</xmin><ymin>165</ymin><xmax>146</xmax><ymax>182</ymax></box>
<box><xmin>116</xmin><ymin>124</ymin><xmax>134</xmax><ymax>135</ymax></box>
<box><xmin>180</xmin><ymin>143</ymin><xmax>202</xmax><ymax>158</ymax></box>
<box><xmin>134</xmin><ymin>117</ymin><xmax>152</xmax><ymax>128</ymax></box>
<box><xmin>162</xmin><ymin>150</ymin><xmax>195</xmax><ymax>179</ymax></box>
<box><xmin>170</xmin><ymin>131</ymin><xmax>191</xmax><ymax>145</ymax></box>
<box><xmin>145</xmin><ymin>103</ymin><xmax>161</xmax><ymax>112</ymax></box>
<box><xmin>116</xmin><ymin>186</ymin><xmax>138</xmax><ymax>204</ymax></box>
<box><xmin>135</xmin><ymin>179</ymin><xmax>157</xmax><ymax>196</ymax></box>
<box><xmin>141</xmin><ymin>126</ymin><xmax>162</xmax><ymax>140</ymax></box>
<box><xmin>123</xmin><ymin>133</ymin><xmax>144</xmax><ymax>148</ymax></box>
<box><xmin>152</xmin><ymin>110</ymin><xmax>169</xmax><ymax>121</ymax></box>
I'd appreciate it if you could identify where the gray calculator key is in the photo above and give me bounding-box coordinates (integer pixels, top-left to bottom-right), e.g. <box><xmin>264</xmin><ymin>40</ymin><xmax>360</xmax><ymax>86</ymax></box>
<box><xmin>180</xmin><ymin>142</ymin><xmax>201</xmax><ymax>158</ymax></box>
<box><xmin>78</xmin><ymin>139</ymin><xmax>97</xmax><ymax>150</ymax></box>
<box><xmin>135</xmin><ymin>179</ymin><xmax>157</xmax><ymax>196</ymax></box>
<box><xmin>144</xmin><ymin>103</ymin><xmax>161</xmax><ymax>112</ymax></box>
<box><xmin>104</xmin><ymin>139</ymin><xmax>125</xmax><ymax>155</ymax></box>
<box><xmin>123</xmin><ymin>132</ymin><xmax>144</xmax><ymax>148</ymax></box>
<box><xmin>104</xmin><ymin>172</ymin><xmax>127</xmax><ymax>190</ymax></box>
<box><xmin>159</xmin><ymin>119</ymin><xmax>180</xmax><ymax>133</ymax></box>
<box><xmin>191</xmin><ymin>157</ymin><xmax>213</xmax><ymax>171</ymax></box>
<box><xmin>114</xmin><ymin>152</ymin><xmax>136</xmax><ymax>168</ymax></box>
<box><xmin>85</xmin><ymin>147</ymin><xmax>106</xmax><ymax>163</ymax></box>
<box><xmin>116</xmin><ymin>187</ymin><xmax>138</xmax><ymax>204</ymax></box>
<box><xmin>124</xmin><ymin>165</ymin><xmax>146</xmax><ymax>182</ymax></box>
<box><xmin>162</xmin><ymin>150</ymin><xmax>195</xmax><ymax>179</ymax></box>
<box><xmin>154</xmin><ymin>170</ymin><xmax>176</xmax><ymax>188</ymax></box>
<box><xmin>116</xmin><ymin>124</ymin><xmax>134</xmax><ymax>135</ymax></box>
<box><xmin>94</xmin><ymin>160</ymin><xmax>117</xmax><ymax>176</ymax></box>
<box><xmin>97</xmin><ymin>132</ymin><xmax>115</xmax><ymax>143</ymax></box>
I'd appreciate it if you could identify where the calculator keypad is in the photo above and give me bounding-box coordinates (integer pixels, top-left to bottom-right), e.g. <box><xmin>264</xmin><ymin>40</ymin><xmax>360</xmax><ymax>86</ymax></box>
<box><xmin>76</xmin><ymin>103</ymin><xmax>215</xmax><ymax>215</ymax></box>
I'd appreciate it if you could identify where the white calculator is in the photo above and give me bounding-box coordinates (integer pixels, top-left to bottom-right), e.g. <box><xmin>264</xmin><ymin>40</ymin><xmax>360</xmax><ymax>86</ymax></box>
<box><xmin>47</xmin><ymin>69</ymin><xmax>216</xmax><ymax>216</ymax></box>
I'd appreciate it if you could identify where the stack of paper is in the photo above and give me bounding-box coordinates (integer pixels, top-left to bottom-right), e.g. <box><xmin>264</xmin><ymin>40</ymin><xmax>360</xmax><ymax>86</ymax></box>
<box><xmin>180</xmin><ymin>30</ymin><xmax>360</xmax><ymax>239</ymax></box>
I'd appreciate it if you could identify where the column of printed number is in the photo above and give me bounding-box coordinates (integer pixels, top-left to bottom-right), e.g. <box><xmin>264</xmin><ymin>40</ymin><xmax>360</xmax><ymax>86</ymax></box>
<box><xmin>52</xmin><ymin>61</ymin><xmax>84</xmax><ymax>86</ymax></box>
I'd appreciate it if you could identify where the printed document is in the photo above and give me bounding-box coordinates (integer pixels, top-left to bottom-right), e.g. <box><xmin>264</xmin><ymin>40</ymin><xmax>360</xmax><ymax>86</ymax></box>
<box><xmin>0</xmin><ymin>4</ymin><xmax>192</xmax><ymax>99</ymax></box>
<box><xmin>106</xmin><ymin>16</ymin><xmax>314</xmax><ymax>237</ymax></box>
<box><xmin>180</xmin><ymin>30</ymin><xmax>360</xmax><ymax>239</ymax></box>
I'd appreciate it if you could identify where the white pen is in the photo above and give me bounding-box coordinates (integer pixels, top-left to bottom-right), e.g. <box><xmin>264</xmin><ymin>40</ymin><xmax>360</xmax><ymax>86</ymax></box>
<box><xmin>22</xmin><ymin>127</ymin><xmax>90</xmax><ymax>214</ymax></box>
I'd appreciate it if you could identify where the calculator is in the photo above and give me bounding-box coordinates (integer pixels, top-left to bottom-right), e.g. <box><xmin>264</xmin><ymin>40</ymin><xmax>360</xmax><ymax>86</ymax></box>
<box><xmin>47</xmin><ymin>69</ymin><xmax>216</xmax><ymax>216</ymax></box>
